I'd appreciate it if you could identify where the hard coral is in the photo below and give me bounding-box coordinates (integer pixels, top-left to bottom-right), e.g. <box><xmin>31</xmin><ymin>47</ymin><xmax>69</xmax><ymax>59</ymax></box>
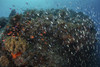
<box><xmin>0</xmin><ymin>56</ymin><xmax>9</xmax><ymax>67</ymax></box>
<box><xmin>1</xmin><ymin>8</ymin><xmax>97</xmax><ymax>67</ymax></box>
<box><xmin>4</xmin><ymin>36</ymin><xmax>28</xmax><ymax>54</ymax></box>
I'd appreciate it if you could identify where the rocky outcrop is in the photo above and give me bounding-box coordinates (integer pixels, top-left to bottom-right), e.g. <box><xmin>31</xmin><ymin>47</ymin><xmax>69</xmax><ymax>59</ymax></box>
<box><xmin>0</xmin><ymin>8</ymin><xmax>97</xmax><ymax>67</ymax></box>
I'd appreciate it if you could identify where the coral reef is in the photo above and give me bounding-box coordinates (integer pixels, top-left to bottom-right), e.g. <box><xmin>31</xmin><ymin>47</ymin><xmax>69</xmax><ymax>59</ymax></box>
<box><xmin>9</xmin><ymin>9</ymin><xmax>16</xmax><ymax>17</ymax></box>
<box><xmin>0</xmin><ymin>8</ymin><xmax>97</xmax><ymax>67</ymax></box>
<box><xmin>4</xmin><ymin>36</ymin><xmax>28</xmax><ymax>54</ymax></box>
<box><xmin>0</xmin><ymin>17</ymin><xmax>8</xmax><ymax>29</ymax></box>
<box><xmin>0</xmin><ymin>56</ymin><xmax>9</xmax><ymax>67</ymax></box>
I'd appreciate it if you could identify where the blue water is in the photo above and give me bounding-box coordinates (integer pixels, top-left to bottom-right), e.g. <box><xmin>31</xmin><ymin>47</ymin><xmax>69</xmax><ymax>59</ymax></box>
<box><xmin>0</xmin><ymin>0</ymin><xmax>100</xmax><ymax>66</ymax></box>
<box><xmin>0</xmin><ymin>0</ymin><xmax>100</xmax><ymax>29</ymax></box>
<box><xmin>0</xmin><ymin>0</ymin><xmax>100</xmax><ymax>22</ymax></box>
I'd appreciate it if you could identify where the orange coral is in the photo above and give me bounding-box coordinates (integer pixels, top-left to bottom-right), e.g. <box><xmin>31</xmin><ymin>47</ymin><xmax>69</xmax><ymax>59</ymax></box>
<box><xmin>11</xmin><ymin>52</ymin><xmax>22</xmax><ymax>59</ymax></box>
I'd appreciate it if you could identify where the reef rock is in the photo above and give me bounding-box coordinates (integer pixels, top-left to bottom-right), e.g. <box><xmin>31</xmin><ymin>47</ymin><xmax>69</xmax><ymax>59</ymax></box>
<box><xmin>1</xmin><ymin>8</ymin><xmax>97</xmax><ymax>67</ymax></box>
<box><xmin>9</xmin><ymin>9</ymin><xmax>16</xmax><ymax>18</ymax></box>
<box><xmin>0</xmin><ymin>17</ymin><xmax>8</xmax><ymax>29</ymax></box>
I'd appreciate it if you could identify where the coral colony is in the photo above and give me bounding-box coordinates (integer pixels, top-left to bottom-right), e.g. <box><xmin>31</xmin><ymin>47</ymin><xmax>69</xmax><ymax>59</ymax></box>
<box><xmin>0</xmin><ymin>8</ymin><xmax>97</xmax><ymax>67</ymax></box>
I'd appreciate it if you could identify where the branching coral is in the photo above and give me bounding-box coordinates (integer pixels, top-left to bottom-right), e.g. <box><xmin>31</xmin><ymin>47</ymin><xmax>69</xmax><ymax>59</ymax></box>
<box><xmin>0</xmin><ymin>56</ymin><xmax>9</xmax><ymax>67</ymax></box>
<box><xmin>4</xmin><ymin>36</ymin><xmax>28</xmax><ymax>54</ymax></box>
